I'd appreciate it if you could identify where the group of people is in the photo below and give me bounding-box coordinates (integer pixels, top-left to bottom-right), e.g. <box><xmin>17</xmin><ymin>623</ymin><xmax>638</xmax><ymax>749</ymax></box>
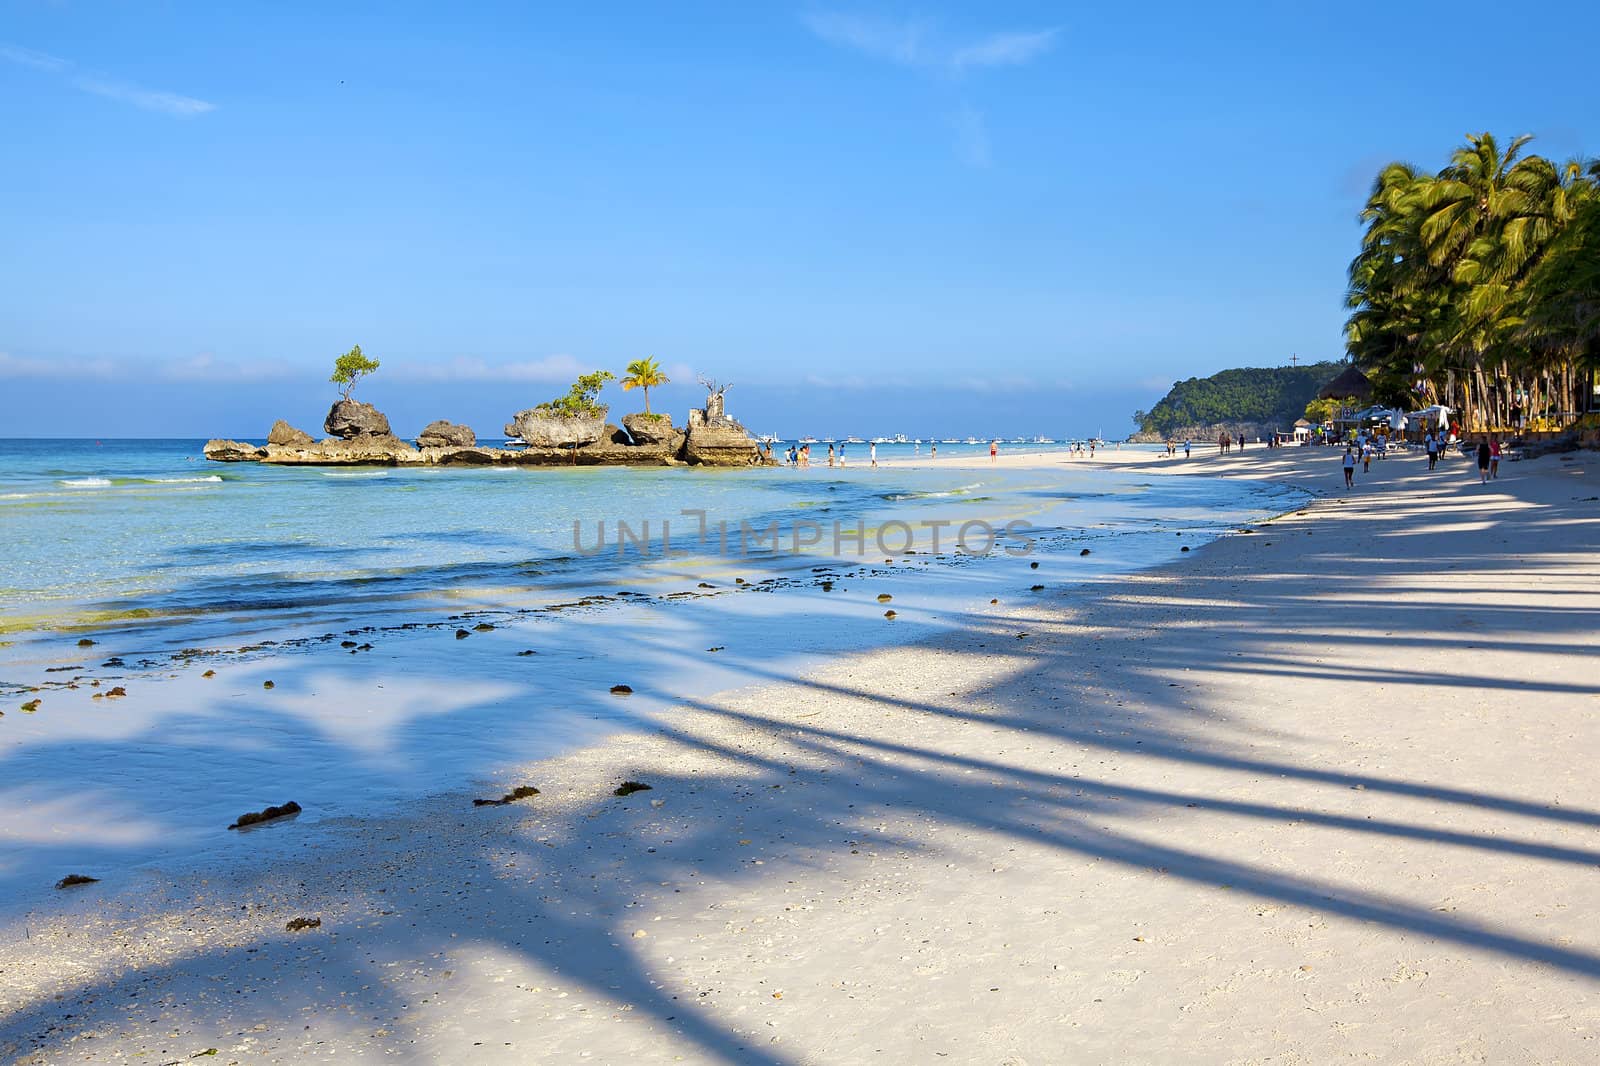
<box><xmin>766</xmin><ymin>440</ymin><xmax>880</xmax><ymax>468</ymax></box>
<box><xmin>1342</xmin><ymin>427</ymin><xmax>1504</xmax><ymax>488</ymax></box>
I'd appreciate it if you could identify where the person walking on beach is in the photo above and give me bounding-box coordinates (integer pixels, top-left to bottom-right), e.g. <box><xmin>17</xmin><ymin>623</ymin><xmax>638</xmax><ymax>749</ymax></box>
<box><xmin>1361</xmin><ymin>438</ymin><xmax>1373</xmax><ymax>473</ymax></box>
<box><xmin>1476</xmin><ymin>438</ymin><xmax>1491</xmax><ymax>483</ymax></box>
<box><xmin>869</xmin><ymin>441</ymin><xmax>877</xmax><ymax>467</ymax></box>
<box><xmin>1489</xmin><ymin>437</ymin><xmax>1501</xmax><ymax>479</ymax></box>
<box><xmin>930</xmin><ymin>441</ymin><xmax>937</xmax><ymax>459</ymax></box>
<box><xmin>1425</xmin><ymin>431</ymin><xmax>1438</xmax><ymax>470</ymax></box>
<box><xmin>990</xmin><ymin>439</ymin><xmax>998</xmax><ymax>463</ymax></box>
<box><xmin>827</xmin><ymin>443</ymin><xmax>835</xmax><ymax>468</ymax></box>
<box><xmin>1184</xmin><ymin>439</ymin><xmax>1191</xmax><ymax>459</ymax></box>
<box><xmin>1343</xmin><ymin>446</ymin><xmax>1357</xmax><ymax>489</ymax></box>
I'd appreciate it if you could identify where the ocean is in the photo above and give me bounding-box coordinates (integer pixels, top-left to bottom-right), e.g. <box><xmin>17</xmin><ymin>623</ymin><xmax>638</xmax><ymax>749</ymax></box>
<box><xmin>0</xmin><ymin>438</ymin><xmax>1307</xmax><ymax>910</ymax></box>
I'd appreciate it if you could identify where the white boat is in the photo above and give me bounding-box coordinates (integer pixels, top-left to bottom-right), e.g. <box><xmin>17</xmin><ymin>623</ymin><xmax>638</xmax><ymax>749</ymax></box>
<box><xmin>843</xmin><ymin>436</ymin><xmax>866</xmax><ymax>444</ymax></box>
<box><xmin>757</xmin><ymin>433</ymin><xmax>782</xmax><ymax>445</ymax></box>
<box><xmin>799</xmin><ymin>436</ymin><xmax>819</xmax><ymax>444</ymax></box>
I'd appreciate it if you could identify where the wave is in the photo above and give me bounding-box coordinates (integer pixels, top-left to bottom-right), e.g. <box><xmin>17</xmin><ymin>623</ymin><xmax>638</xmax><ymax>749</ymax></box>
<box><xmin>321</xmin><ymin>471</ymin><xmax>390</xmax><ymax>479</ymax></box>
<box><xmin>879</xmin><ymin>481</ymin><xmax>983</xmax><ymax>502</ymax></box>
<box><xmin>59</xmin><ymin>477</ymin><xmax>112</xmax><ymax>488</ymax></box>
<box><xmin>143</xmin><ymin>475</ymin><xmax>223</xmax><ymax>484</ymax></box>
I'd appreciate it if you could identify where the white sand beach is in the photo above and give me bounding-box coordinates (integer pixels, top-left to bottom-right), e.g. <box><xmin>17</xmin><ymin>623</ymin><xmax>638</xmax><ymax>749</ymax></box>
<box><xmin>3</xmin><ymin>446</ymin><xmax>1598</xmax><ymax>1064</ymax></box>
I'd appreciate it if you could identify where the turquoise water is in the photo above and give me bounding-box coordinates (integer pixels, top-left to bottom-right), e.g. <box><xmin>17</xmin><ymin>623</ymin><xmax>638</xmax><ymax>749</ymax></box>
<box><xmin>0</xmin><ymin>438</ymin><xmax>1229</xmax><ymax>652</ymax></box>
<box><xmin>0</xmin><ymin>438</ymin><xmax>1307</xmax><ymax>909</ymax></box>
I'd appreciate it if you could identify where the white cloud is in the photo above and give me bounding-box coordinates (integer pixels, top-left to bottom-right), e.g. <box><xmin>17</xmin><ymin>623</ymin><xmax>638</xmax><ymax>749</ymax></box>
<box><xmin>389</xmin><ymin>354</ymin><xmax>590</xmax><ymax>383</ymax></box>
<box><xmin>160</xmin><ymin>354</ymin><xmax>290</xmax><ymax>382</ymax></box>
<box><xmin>0</xmin><ymin>352</ymin><xmax>120</xmax><ymax>379</ymax></box>
<box><xmin>951</xmin><ymin>28</ymin><xmax>1060</xmax><ymax>71</ymax></box>
<box><xmin>799</xmin><ymin>12</ymin><xmax>934</xmax><ymax>66</ymax></box>
<box><xmin>799</xmin><ymin>12</ymin><xmax>1059</xmax><ymax>74</ymax></box>
<box><xmin>1</xmin><ymin>41</ymin><xmax>215</xmax><ymax>117</ymax></box>
<box><xmin>72</xmin><ymin>77</ymin><xmax>215</xmax><ymax>117</ymax></box>
<box><xmin>0</xmin><ymin>43</ymin><xmax>68</xmax><ymax>72</ymax></box>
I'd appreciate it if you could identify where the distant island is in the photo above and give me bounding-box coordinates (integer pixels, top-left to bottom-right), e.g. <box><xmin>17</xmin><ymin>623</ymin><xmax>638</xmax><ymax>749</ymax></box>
<box><xmin>205</xmin><ymin>350</ymin><xmax>764</xmax><ymax>468</ymax></box>
<box><xmin>1130</xmin><ymin>361</ymin><xmax>1343</xmax><ymax>442</ymax></box>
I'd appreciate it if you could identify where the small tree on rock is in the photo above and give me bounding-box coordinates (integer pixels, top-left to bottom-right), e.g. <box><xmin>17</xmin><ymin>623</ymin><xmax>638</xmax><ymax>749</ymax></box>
<box><xmin>331</xmin><ymin>345</ymin><xmax>380</xmax><ymax>401</ymax></box>
<box><xmin>538</xmin><ymin>370</ymin><xmax>616</xmax><ymax>418</ymax></box>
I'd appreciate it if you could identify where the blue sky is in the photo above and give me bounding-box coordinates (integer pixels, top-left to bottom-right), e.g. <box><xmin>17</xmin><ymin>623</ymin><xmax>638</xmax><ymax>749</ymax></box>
<box><xmin>2</xmin><ymin>1</ymin><xmax>1596</xmax><ymax>438</ymax></box>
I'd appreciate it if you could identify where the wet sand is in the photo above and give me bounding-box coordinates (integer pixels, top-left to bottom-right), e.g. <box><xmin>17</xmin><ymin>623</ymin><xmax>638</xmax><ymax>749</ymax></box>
<box><xmin>3</xmin><ymin>446</ymin><xmax>1597</xmax><ymax>1064</ymax></box>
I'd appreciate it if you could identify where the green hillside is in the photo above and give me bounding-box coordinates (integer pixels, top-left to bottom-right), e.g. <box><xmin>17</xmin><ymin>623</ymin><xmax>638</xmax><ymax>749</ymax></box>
<box><xmin>1133</xmin><ymin>361</ymin><xmax>1344</xmax><ymax>436</ymax></box>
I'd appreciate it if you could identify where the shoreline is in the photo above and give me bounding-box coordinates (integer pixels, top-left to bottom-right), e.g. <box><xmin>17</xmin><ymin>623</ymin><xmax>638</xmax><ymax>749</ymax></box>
<box><xmin>3</xmin><ymin>447</ymin><xmax>1597</xmax><ymax>1062</ymax></box>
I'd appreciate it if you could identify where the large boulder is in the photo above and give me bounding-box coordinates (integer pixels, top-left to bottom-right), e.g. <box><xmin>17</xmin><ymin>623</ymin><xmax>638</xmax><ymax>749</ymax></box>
<box><xmin>417</xmin><ymin>420</ymin><xmax>475</xmax><ymax>448</ymax></box>
<box><xmin>504</xmin><ymin>408</ymin><xmax>608</xmax><ymax>448</ymax></box>
<box><xmin>204</xmin><ymin>439</ymin><xmax>266</xmax><ymax>462</ymax></box>
<box><xmin>682</xmin><ymin>413</ymin><xmax>760</xmax><ymax>467</ymax></box>
<box><xmin>324</xmin><ymin>399</ymin><xmax>394</xmax><ymax>439</ymax></box>
<box><xmin>621</xmin><ymin>412</ymin><xmax>675</xmax><ymax>445</ymax></box>
<box><xmin>267</xmin><ymin>420</ymin><xmax>315</xmax><ymax>446</ymax></box>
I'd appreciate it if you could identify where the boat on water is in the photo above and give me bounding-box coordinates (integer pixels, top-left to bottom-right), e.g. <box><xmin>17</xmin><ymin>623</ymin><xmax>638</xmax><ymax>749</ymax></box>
<box><xmin>798</xmin><ymin>436</ymin><xmax>819</xmax><ymax>445</ymax></box>
<box><xmin>1032</xmin><ymin>436</ymin><xmax>1056</xmax><ymax>444</ymax></box>
<box><xmin>964</xmin><ymin>437</ymin><xmax>980</xmax><ymax>445</ymax></box>
<box><xmin>757</xmin><ymin>434</ymin><xmax>782</xmax><ymax>445</ymax></box>
<box><xmin>843</xmin><ymin>436</ymin><xmax>866</xmax><ymax>444</ymax></box>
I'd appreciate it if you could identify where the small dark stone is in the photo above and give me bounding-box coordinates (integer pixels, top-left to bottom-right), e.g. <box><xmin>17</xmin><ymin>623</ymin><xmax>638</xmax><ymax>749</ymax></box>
<box><xmin>883</xmin><ymin>609</ymin><xmax>897</xmax><ymax>619</ymax></box>
<box><xmin>1031</xmin><ymin>584</ymin><xmax>1045</xmax><ymax>591</ymax></box>
<box><xmin>21</xmin><ymin>698</ymin><xmax>40</xmax><ymax>713</ymax></box>
<box><xmin>455</xmin><ymin>629</ymin><xmax>470</xmax><ymax>639</ymax></box>
<box><xmin>610</xmin><ymin>684</ymin><xmax>634</xmax><ymax>695</ymax></box>
<box><xmin>707</xmin><ymin>646</ymin><xmax>725</xmax><ymax>652</ymax></box>
<box><xmin>1180</xmin><ymin>546</ymin><xmax>1190</xmax><ymax>552</ymax></box>
<box><xmin>473</xmin><ymin>622</ymin><xmax>495</xmax><ymax>632</ymax></box>
<box><xmin>341</xmin><ymin>640</ymin><xmax>358</xmax><ymax>648</ymax></box>
<box><xmin>104</xmin><ymin>686</ymin><xmax>127</xmax><ymax>698</ymax></box>
<box><xmin>820</xmin><ymin>581</ymin><xmax>834</xmax><ymax>592</ymax></box>
<box><xmin>55</xmin><ymin>873</ymin><xmax>99</xmax><ymax>889</ymax></box>
<box><xmin>697</xmin><ymin>582</ymin><xmax>715</xmax><ymax>589</ymax></box>
<box><xmin>516</xmin><ymin>649</ymin><xmax>537</xmax><ymax>656</ymax></box>
<box><xmin>876</xmin><ymin>593</ymin><xmax>892</xmax><ymax>603</ymax></box>
<box><xmin>262</xmin><ymin>680</ymin><xmax>275</xmax><ymax>689</ymax></box>
<box><xmin>77</xmin><ymin>638</ymin><xmax>97</xmax><ymax>647</ymax></box>
<box><xmin>1079</xmin><ymin>548</ymin><xmax>1091</xmax><ymax>556</ymax></box>
<box><xmin>614</xmin><ymin>781</ymin><xmax>652</xmax><ymax>796</ymax></box>
<box><xmin>285</xmin><ymin>917</ymin><xmax>322</xmax><ymax>932</ymax></box>
<box><xmin>1029</xmin><ymin>561</ymin><xmax>1039</xmax><ymax>569</ymax></box>
<box><xmin>228</xmin><ymin>800</ymin><xmax>302</xmax><ymax>830</ymax></box>
<box><xmin>202</xmin><ymin>669</ymin><xmax>216</xmax><ymax>678</ymax></box>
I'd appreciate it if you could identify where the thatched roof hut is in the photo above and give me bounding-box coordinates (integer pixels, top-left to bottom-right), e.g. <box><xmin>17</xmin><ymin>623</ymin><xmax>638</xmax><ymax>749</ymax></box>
<box><xmin>1317</xmin><ymin>364</ymin><xmax>1373</xmax><ymax>401</ymax></box>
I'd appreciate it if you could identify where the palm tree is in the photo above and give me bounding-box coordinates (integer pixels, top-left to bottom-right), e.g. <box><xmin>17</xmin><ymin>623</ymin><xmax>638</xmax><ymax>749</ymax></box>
<box><xmin>620</xmin><ymin>358</ymin><xmax>670</xmax><ymax>415</ymax></box>
<box><xmin>1346</xmin><ymin>134</ymin><xmax>1597</xmax><ymax>428</ymax></box>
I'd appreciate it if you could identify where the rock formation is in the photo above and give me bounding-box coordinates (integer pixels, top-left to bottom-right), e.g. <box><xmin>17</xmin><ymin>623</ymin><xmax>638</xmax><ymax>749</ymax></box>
<box><xmin>621</xmin><ymin>412</ymin><xmax>674</xmax><ymax>445</ymax></box>
<box><xmin>504</xmin><ymin>408</ymin><xmax>607</xmax><ymax>448</ymax></box>
<box><xmin>324</xmin><ymin>399</ymin><xmax>394</xmax><ymax>439</ymax></box>
<box><xmin>267</xmin><ymin>420</ymin><xmax>315</xmax><ymax>446</ymax></box>
<box><xmin>681</xmin><ymin>379</ymin><xmax>759</xmax><ymax>466</ymax></box>
<box><xmin>264</xmin><ymin>437</ymin><xmax>420</xmax><ymax>465</ymax></box>
<box><xmin>417</xmin><ymin>420</ymin><xmax>475</xmax><ymax>448</ymax></box>
<box><xmin>203</xmin><ymin>439</ymin><xmax>267</xmax><ymax>461</ymax></box>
